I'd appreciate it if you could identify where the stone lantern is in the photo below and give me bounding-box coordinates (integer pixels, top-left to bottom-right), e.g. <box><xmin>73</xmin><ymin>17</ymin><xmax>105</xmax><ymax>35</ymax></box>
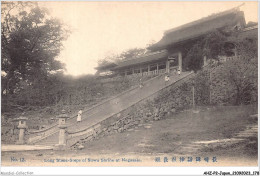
<box><xmin>13</xmin><ymin>116</ymin><xmax>28</xmax><ymax>145</ymax></box>
<box><xmin>55</xmin><ymin>109</ymin><xmax>69</xmax><ymax>150</ymax></box>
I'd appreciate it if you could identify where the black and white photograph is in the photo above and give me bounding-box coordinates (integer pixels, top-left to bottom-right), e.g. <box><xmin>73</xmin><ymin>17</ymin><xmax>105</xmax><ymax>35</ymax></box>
<box><xmin>1</xmin><ymin>1</ymin><xmax>258</xmax><ymax>174</ymax></box>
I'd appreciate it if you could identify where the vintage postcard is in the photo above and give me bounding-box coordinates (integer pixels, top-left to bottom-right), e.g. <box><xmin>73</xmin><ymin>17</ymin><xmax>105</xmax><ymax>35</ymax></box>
<box><xmin>1</xmin><ymin>1</ymin><xmax>259</xmax><ymax>175</ymax></box>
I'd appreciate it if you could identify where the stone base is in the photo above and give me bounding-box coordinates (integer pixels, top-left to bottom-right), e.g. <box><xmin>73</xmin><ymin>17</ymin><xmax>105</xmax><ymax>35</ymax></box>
<box><xmin>53</xmin><ymin>144</ymin><xmax>68</xmax><ymax>151</ymax></box>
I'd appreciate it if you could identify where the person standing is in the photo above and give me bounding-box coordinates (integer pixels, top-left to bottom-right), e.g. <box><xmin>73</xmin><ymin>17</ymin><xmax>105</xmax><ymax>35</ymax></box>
<box><xmin>77</xmin><ymin>110</ymin><xmax>82</xmax><ymax>123</ymax></box>
<box><xmin>177</xmin><ymin>68</ymin><xmax>181</xmax><ymax>76</ymax></box>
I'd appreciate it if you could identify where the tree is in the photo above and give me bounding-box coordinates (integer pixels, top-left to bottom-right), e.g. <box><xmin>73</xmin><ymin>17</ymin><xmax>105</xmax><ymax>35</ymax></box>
<box><xmin>183</xmin><ymin>24</ymin><xmax>257</xmax><ymax>105</ymax></box>
<box><xmin>118</xmin><ymin>47</ymin><xmax>146</xmax><ymax>61</ymax></box>
<box><xmin>97</xmin><ymin>53</ymin><xmax>119</xmax><ymax>67</ymax></box>
<box><xmin>97</xmin><ymin>47</ymin><xmax>147</xmax><ymax>69</ymax></box>
<box><xmin>184</xmin><ymin>42</ymin><xmax>204</xmax><ymax>72</ymax></box>
<box><xmin>222</xmin><ymin>34</ymin><xmax>257</xmax><ymax>105</ymax></box>
<box><xmin>184</xmin><ymin>29</ymin><xmax>230</xmax><ymax>72</ymax></box>
<box><xmin>1</xmin><ymin>2</ymin><xmax>70</xmax><ymax>97</ymax></box>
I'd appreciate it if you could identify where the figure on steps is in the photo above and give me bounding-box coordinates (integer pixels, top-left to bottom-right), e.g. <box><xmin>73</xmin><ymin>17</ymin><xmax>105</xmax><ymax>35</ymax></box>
<box><xmin>77</xmin><ymin>110</ymin><xmax>82</xmax><ymax>123</ymax></box>
<box><xmin>164</xmin><ymin>74</ymin><xmax>170</xmax><ymax>85</ymax></box>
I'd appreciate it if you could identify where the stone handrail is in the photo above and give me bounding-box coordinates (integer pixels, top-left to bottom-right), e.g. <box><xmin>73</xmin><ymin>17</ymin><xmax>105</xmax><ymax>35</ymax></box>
<box><xmin>28</xmin><ymin>123</ymin><xmax>58</xmax><ymax>134</ymax></box>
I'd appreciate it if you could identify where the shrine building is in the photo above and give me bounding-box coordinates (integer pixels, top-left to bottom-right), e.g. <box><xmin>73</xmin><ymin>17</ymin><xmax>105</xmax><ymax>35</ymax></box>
<box><xmin>95</xmin><ymin>8</ymin><xmax>248</xmax><ymax>77</ymax></box>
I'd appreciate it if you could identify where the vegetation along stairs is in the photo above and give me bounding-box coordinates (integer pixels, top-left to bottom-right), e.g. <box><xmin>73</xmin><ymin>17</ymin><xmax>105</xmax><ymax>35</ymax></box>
<box><xmin>27</xmin><ymin>71</ymin><xmax>195</xmax><ymax>146</ymax></box>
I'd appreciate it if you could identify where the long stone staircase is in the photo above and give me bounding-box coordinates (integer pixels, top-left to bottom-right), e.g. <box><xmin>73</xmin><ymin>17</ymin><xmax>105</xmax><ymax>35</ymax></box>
<box><xmin>27</xmin><ymin>56</ymin><xmax>249</xmax><ymax>147</ymax></box>
<box><xmin>27</xmin><ymin>71</ymin><xmax>194</xmax><ymax>146</ymax></box>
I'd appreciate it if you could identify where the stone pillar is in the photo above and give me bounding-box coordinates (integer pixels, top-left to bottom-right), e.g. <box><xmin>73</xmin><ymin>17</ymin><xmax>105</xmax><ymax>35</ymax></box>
<box><xmin>15</xmin><ymin>116</ymin><xmax>28</xmax><ymax>145</ymax></box>
<box><xmin>178</xmin><ymin>52</ymin><xmax>182</xmax><ymax>72</ymax></box>
<box><xmin>55</xmin><ymin>110</ymin><xmax>69</xmax><ymax>150</ymax></box>
<box><xmin>59</xmin><ymin>128</ymin><xmax>66</xmax><ymax>145</ymax></box>
<box><xmin>148</xmin><ymin>65</ymin><xmax>150</xmax><ymax>75</ymax></box>
<box><xmin>156</xmin><ymin>63</ymin><xmax>159</xmax><ymax>74</ymax></box>
<box><xmin>140</xmin><ymin>67</ymin><xmax>142</xmax><ymax>76</ymax></box>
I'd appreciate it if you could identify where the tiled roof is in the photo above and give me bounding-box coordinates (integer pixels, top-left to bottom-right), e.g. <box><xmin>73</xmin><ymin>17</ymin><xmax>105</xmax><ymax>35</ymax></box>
<box><xmin>148</xmin><ymin>8</ymin><xmax>246</xmax><ymax>51</ymax></box>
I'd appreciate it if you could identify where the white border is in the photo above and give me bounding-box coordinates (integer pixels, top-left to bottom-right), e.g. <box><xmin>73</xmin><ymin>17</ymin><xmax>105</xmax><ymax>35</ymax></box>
<box><xmin>1</xmin><ymin>0</ymin><xmax>259</xmax><ymax>175</ymax></box>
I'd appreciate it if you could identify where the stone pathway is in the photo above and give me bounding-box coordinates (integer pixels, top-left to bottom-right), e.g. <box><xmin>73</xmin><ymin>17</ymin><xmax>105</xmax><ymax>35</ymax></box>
<box><xmin>176</xmin><ymin>123</ymin><xmax>258</xmax><ymax>155</ymax></box>
<box><xmin>2</xmin><ymin>144</ymin><xmax>54</xmax><ymax>152</ymax></box>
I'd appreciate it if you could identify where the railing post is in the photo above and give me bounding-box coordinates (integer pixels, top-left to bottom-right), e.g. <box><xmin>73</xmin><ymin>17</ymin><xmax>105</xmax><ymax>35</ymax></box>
<box><xmin>14</xmin><ymin>116</ymin><xmax>28</xmax><ymax>145</ymax></box>
<box><xmin>54</xmin><ymin>109</ymin><xmax>69</xmax><ymax>150</ymax></box>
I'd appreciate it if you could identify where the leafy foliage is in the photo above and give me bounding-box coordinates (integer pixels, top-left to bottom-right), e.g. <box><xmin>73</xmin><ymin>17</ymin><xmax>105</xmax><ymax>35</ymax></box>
<box><xmin>222</xmin><ymin>36</ymin><xmax>258</xmax><ymax>105</ymax></box>
<box><xmin>97</xmin><ymin>47</ymin><xmax>147</xmax><ymax>68</ymax></box>
<box><xmin>184</xmin><ymin>42</ymin><xmax>204</xmax><ymax>72</ymax></box>
<box><xmin>184</xmin><ymin>29</ymin><xmax>230</xmax><ymax>72</ymax></box>
<box><xmin>118</xmin><ymin>48</ymin><xmax>146</xmax><ymax>60</ymax></box>
<box><xmin>1</xmin><ymin>2</ymin><xmax>70</xmax><ymax>96</ymax></box>
<box><xmin>184</xmin><ymin>25</ymin><xmax>257</xmax><ymax>105</ymax></box>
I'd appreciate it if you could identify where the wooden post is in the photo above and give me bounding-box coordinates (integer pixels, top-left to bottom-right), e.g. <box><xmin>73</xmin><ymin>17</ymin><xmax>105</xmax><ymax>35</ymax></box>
<box><xmin>178</xmin><ymin>52</ymin><xmax>182</xmax><ymax>72</ymax></box>
<box><xmin>203</xmin><ymin>56</ymin><xmax>207</xmax><ymax>66</ymax></box>
<box><xmin>209</xmin><ymin>72</ymin><xmax>212</xmax><ymax>104</ymax></box>
<box><xmin>148</xmin><ymin>65</ymin><xmax>150</xmax><ymax>75</ymax></box>
<box><xmin>192</xmin><ymin>86</ymin><xmax>195</xmax><ymax>108</ymax></box>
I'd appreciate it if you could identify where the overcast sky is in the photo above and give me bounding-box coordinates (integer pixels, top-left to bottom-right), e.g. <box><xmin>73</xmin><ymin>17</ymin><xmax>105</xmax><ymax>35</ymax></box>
<box><xmin>40</xmin><ymin>1</ymin><xmax>258</xmax><ymax>76</ymax></box>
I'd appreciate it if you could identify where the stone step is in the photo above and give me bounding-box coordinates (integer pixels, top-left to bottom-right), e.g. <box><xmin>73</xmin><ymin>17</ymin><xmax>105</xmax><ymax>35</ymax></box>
<box><xmin>180</xmin><ymin>146</ymin><xmax>200</xmax><ymax>150</ymax></box>
<box><xmin>236</xmin><ymin>131</ymin><xmax>257</xmax><ymax>134</ymax></box>
<box><xmin>144</xmin><ymin>126</ymin><xmax>152</xmax><ymax>129</ymax></box>
<box><xmin>236</xmin><ymin>136</ymin><xmax>252</xmax><ymax>138</ymax></box>
<box><xmin>236</xmin><ymin>134</ymin><xmax>257</xmax><ymax>137</ymax></box>
<box><xmin>249</xmin><ymin>128</ymin><xmax>258</xmax><ymax>130</ymax></box>
<box><xmin>238</xmin><ymin>131</ymin><xmax>257</xmax><ymax>134</ymax></box>
<box><xmin>237</xmin><ymin>131</ymin><xmax>257</xmax><ymax>135</ymax></box>
<box><xmin>187</xmin><ymin>144</ymin><xmax>203</xmax><ymax>147</ymax></box>
<box><xmin>245</xmin><ymin>129</ymin><xmax>258</xmax><ymax>131</ymax></box>
<box><xmin>247</xmin><ymin>127</ymin><xmax>258</xmax><ymax>130</ymax></box>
